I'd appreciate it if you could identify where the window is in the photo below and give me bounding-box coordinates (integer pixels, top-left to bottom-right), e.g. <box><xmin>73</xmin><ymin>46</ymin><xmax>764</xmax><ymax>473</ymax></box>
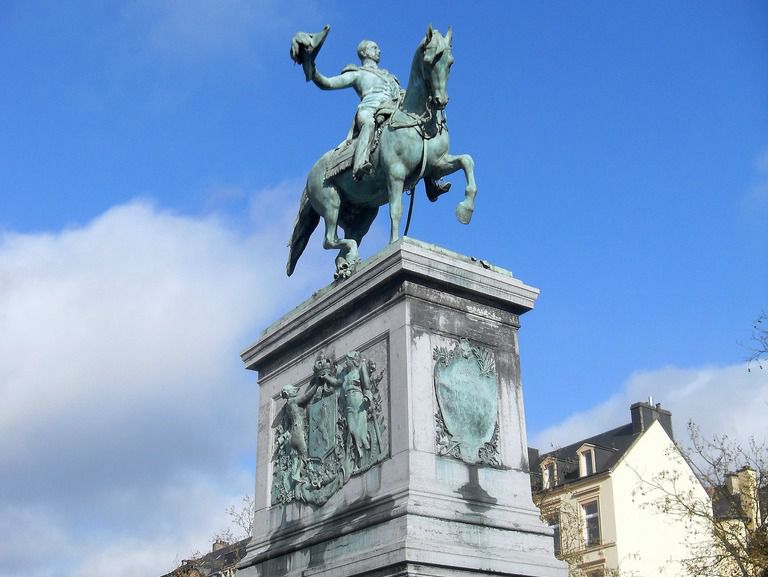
<box><xmin>547</xmin><ymin>513</ymin><xmax>561</xmax><ymax>556</ymax></box>
<box><xmin>580</xmin><ymin>448</ymin><xmax>595</xmax><ymax>477</ymax></box>
<box><xmin>582</xmin><ymin>500</ymin><xmax>601</xmax><ymax>547</ymax></box>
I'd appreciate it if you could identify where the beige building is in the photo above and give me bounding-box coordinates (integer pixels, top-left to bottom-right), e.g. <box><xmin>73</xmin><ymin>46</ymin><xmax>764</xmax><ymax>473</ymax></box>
<box><xmin>530</xmin><ymin>401</ymin><xmax>711</xmax><ymax>576</ymax></box>
<box><xmin>709</xmin><ymin>467</ymin><xmax>766</xmax><ymax>577</ymax></box>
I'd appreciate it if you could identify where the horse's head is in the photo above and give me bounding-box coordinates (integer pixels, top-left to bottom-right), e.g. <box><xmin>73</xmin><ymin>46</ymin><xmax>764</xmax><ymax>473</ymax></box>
<box><xmin>420</xmin><ymin>25</ymin><xmax>453</xmax><ymax>110</ymax></box>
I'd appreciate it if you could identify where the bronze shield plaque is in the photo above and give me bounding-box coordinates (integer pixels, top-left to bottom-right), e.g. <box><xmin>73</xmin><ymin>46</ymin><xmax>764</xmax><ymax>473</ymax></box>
<box><xmin>434</xmin><ymin>338</ymin><xmax>499</xmax><ymax>465</ymax></box>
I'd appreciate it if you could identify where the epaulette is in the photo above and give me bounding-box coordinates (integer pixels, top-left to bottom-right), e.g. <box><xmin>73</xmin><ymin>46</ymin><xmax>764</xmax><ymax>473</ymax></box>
<box><xmin>341</xmin><ymin>64</ymin><xmax>359</xmax><ymax>73</ymax></box>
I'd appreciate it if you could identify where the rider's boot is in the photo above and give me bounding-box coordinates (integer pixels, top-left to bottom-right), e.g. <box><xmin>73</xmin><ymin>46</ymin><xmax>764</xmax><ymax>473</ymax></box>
<box><xmin>352</xmin><ymin>138</ymin><xmax>373</xmax><ymax>180</ymax></box>
<box><xmin>353</xmin><ymin>122</ymin><xmax>375</xmax><ymax>181</ymax></box>
<box><xmin>353</xmin><ymin>160</ymin><xmax>373</xmax><ymax>181</ymax></box>
<box><xmin>425</xmin><ymin>178</ymin><xmax>452</xmax><ymax>201</ymax></box>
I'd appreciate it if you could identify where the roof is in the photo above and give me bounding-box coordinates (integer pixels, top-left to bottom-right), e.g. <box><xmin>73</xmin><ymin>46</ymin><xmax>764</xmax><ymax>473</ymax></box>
<box><xmin>711</xmin><ymin>488</ymin><xmax>747</xmax><ymax>521</ymax></box>
<box><xmin>530</xmin><ymin>401</ymin><xmax>678</xmax><ymax>493</ymax></box>
<box><xmin>160</xmin><ymin>538</ymin><xmax>249</xmax><ymax>577</ymax></box>
<box><xmin>530</xmin><ymin>423</ymin><xmax>641</xmax><ymax>491</ymax></box>
<box><xmin>711</xmin><ymin>478</ymin><xmax>768</xmax><ymax>523</ymax></box>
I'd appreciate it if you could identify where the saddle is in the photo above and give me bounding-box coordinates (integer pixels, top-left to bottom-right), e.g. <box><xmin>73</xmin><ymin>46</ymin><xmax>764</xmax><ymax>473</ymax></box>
<box><xmin>324</xmin><ymin>101</ymin><xmax>399</xmax><ymax>181</ymax></box>
<box><xmin>323</xmin><ymin>103</ymin><xmax>451</xmax><ymax>201</ymax></box>
<box><xmin>325</xmin><ymin>139</ymin><xmax>357</xmax><ymax>180</ymax></box>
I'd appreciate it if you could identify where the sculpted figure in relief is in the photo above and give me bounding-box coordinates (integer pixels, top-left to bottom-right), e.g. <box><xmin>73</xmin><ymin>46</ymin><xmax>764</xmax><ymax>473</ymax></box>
<box><xmin>271</xmin><ymin>348</ymin><xmax>387</xmax><ymax>506</ymax></box>
<box><xmin>278</xmin><ymin>379</ymin><xmax>319</xmax><ymax>486</ymax></box>
<box><xmin>318</xmin><ymin>351</ymin><xmax>374</xmax><ymax>463</ymax></box>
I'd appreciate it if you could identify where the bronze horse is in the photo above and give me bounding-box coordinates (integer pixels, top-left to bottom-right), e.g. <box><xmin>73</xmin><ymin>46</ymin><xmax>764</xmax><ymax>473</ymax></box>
<box><xmin>287</xmin><ymin>26</ymin><xmax>476</xmax><ymax>278</ymax></box>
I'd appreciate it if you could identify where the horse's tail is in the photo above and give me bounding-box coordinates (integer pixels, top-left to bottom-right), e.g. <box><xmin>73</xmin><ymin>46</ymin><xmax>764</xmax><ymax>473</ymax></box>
<box><xmin>286</xmin><ymin>185</ymin><xmax>320</xmax><ymax>276</ymax></box>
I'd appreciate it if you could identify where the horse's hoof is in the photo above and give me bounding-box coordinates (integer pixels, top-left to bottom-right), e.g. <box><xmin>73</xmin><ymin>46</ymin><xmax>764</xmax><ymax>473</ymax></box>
<box><xmin>455</xmin><ymin>202</ymin><xmax>474</xmax><ymax>224</ymax></box>
<box><xmin>333</xmin><ymin>259</ymin><xmax>356</xmax><ymax>280</ymax></box>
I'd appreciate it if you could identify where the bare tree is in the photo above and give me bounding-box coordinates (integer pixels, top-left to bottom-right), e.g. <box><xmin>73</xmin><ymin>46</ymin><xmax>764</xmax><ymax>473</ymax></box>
<box><xmin>747</xmin><ymin>311</ymin><xmax>767</xmax><ymax>372</ymax></box>
<box><xmin>633</xmin><ymin>423</ymin><xmax>767</xmax><ymax>577</ymax></box>
<box><xmin>212</xmin><ymin>494</ymin><xmax>254</xmax><ymax>545</ymax></box>
<box><xmin>164</xmin><ymin>496</ymin><xmax>254</xmax><ymax>577</ymax></box>
<box><xmin>536</xmin><ymin>497</ymin><xmax>636</xmax><ymax>577</ymax></box>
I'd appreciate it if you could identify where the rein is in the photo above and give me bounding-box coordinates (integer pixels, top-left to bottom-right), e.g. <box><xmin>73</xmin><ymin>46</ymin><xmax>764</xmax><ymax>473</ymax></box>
<box><xmin>400</xmin><ymin>98</ymin><xmax>440</xmax><ymax>237</ymax></box>
<box><xmin>389</xmin><ymin>60</ymin><xmax>448</xmax><ymax>237</ymax></box>
<box><xmin>387</xmin><ymin>98</ymin><xmax>445</xmax><ymax>139</ymax></box>
<box><xmin>403</xmin><ymin>137</ymin><xmax>428</xmax><ymax>236</ymax></box>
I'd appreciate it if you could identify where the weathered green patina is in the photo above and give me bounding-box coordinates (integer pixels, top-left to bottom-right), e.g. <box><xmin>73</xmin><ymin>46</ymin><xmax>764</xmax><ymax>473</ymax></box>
<box><xmin>434</xmin><ymin>338</ymin><xmax>500</xmax><ymax>467</ymax></box>
<box><xmin>271</xmin><ymin>347</ymin><xmax>388</xmax><ymax>507</ymax></box>
<box><xmin>308</xmin><ymin>391</ymin><xmax>336</xmax><ymax>459</ymax></box>
<box><xmin>287</xmin><ymin>25</ymin><xmax>477</xmax><ymax>280</ymax></box>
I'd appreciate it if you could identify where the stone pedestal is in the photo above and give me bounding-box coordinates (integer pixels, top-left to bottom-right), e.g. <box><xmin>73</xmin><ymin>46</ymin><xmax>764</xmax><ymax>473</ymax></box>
<box><xmin>237</xmin><ymin>238</ymin><xmax>566</xmax><ymax>577</ymax></box>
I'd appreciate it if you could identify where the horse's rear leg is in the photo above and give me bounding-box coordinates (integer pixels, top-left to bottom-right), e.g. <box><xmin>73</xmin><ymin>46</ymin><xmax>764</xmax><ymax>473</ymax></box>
<box><xmin>322</xmin><ymin>216</ymin><xmax>359</xmax><ymax>279</ymax></box>
<box><xmin>431</xmin><ymin>153</ymin><xmax>476</xmax><ymax>224</ymax></box>
<box><xmin>308</xmin><ymin>166</ymin><xmax>359</xmax><ymax>278</ymax></box>
<box><xmin>343</xmin><ymin>207</ymin><xmax>378</xmax><ymax>248</ymax></box>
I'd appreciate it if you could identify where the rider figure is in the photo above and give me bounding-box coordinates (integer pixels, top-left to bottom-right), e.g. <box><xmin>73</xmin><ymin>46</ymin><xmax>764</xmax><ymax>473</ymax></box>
<box><xmin>311</xmin><ymin>40</ymin><xmax>401</xmax><ymax>180</ymax></box>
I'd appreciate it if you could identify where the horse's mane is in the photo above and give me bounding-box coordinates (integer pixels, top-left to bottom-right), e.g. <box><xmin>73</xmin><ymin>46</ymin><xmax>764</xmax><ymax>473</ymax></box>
<box><xmin>403</xmin><ymin>28</ymin><xmax>451</xmax><ymax>112</ymax></box>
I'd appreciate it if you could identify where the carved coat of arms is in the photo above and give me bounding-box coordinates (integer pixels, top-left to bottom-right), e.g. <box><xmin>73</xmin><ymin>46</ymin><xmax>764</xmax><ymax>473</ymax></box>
<box><xmin>433</xmin><ymin>338</ymin><xmax>500</xmax><ymax>467</ymax></box>
<box><xmin>308</xmin><ymin>392</ymin><xmax>337</xmax><ymax>459</ymax></box>
<box><xmin>271</xmin><ymin>348</ymin><xmax>388</xmax><ymax>507</ymax></box>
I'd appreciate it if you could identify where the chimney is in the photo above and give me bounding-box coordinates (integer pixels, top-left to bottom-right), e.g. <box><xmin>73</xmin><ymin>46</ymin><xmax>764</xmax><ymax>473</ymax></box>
<box><xmin>737</xmin><ymin>467</ymin><xmax>759</xmax><ymax>531</ymax></box>
<box><xmin>737</xmin><ymin>466</ymin><xmax>757</xmax><ymax>487</ymax></box>
<box><xmin>212</xmin><ymin>540</ymin><xmax>228</xmax><ymax>552</ymax></box>
<box><xmin>630</xmin><ymin>400</ymin><xmax>674</xmax><ymax>440</ymax></box>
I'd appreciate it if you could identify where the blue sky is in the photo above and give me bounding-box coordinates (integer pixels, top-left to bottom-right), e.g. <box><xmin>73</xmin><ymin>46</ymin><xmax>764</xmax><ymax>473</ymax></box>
<box><xmin>1</xmin><ymin>2</ymin><xmax>766</xmax><ymax>576</ymax></box>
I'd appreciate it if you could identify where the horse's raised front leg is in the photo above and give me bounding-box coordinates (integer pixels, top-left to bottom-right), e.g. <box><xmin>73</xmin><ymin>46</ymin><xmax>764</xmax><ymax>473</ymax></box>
<box><xmin>431</xmin><ymin>153</ymin><xmax>477</xmax><ymax>224</ymax></box>
<box><xmin>387</xmin><ymin>169</ymin><xmax>407</xmax><ymax>243</ymax></box>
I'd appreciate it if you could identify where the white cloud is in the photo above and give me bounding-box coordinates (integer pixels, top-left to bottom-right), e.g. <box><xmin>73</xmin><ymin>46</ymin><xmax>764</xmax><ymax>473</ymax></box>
<box><xmin>0</xmin><ymin>504</ymin><xmax>72</xmax><ymax>577</ymax></box>
<box><xmin>68</xmin><ymin>472</ymin><xmax>253</xmax><ymax>577</ymax></box>
<box><xmin>530</xmin><ymin>363</ymin><xmax>768</xmax><ymax>452</ymax></box>
<box><xmin>0</xmin><ymin>479</ymin><xmax>245</xmax><ymax>577</ymax></box>
<box><xmin>0</xmin><ymin>196</ymin><xmax>326</xmax><ymax>577</ymax></box>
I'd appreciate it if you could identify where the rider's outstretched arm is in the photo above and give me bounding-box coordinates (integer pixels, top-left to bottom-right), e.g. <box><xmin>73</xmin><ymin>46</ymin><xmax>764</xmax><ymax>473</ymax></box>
<box><xmin>312</xmin><ymin>69</ymin><xmax>357</xmax><ymax>91</ymax></box>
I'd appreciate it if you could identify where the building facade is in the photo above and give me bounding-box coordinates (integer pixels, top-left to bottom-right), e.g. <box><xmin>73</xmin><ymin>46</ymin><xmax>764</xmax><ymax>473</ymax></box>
<box><xmin>530</xmin><ymin>401</ymin><xmax>710</xmax><ymax>576</ymax></box>
<box><xmin>709</xmin><ymin>466</ymin><xmax>767</xmax><ymax>577</ymax></box>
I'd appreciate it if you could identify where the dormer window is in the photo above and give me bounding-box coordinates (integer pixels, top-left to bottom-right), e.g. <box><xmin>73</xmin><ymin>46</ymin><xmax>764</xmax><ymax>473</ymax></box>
<box><xmin>578</xmin><ymin>446</ymin><xmax>596</xmax><ymax>477</ymax></box>
<box><xmin>542</xmin><ymin>459</ymin><xmax>557</xmax><ymax>489</ymax></box>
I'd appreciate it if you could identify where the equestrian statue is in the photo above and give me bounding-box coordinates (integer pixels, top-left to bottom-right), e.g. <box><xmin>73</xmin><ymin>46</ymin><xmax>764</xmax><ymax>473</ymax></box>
<box><xmin>287</xmin><ymin>25</ymin><xmax>477</xmax><ymax>279</ymax></box>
